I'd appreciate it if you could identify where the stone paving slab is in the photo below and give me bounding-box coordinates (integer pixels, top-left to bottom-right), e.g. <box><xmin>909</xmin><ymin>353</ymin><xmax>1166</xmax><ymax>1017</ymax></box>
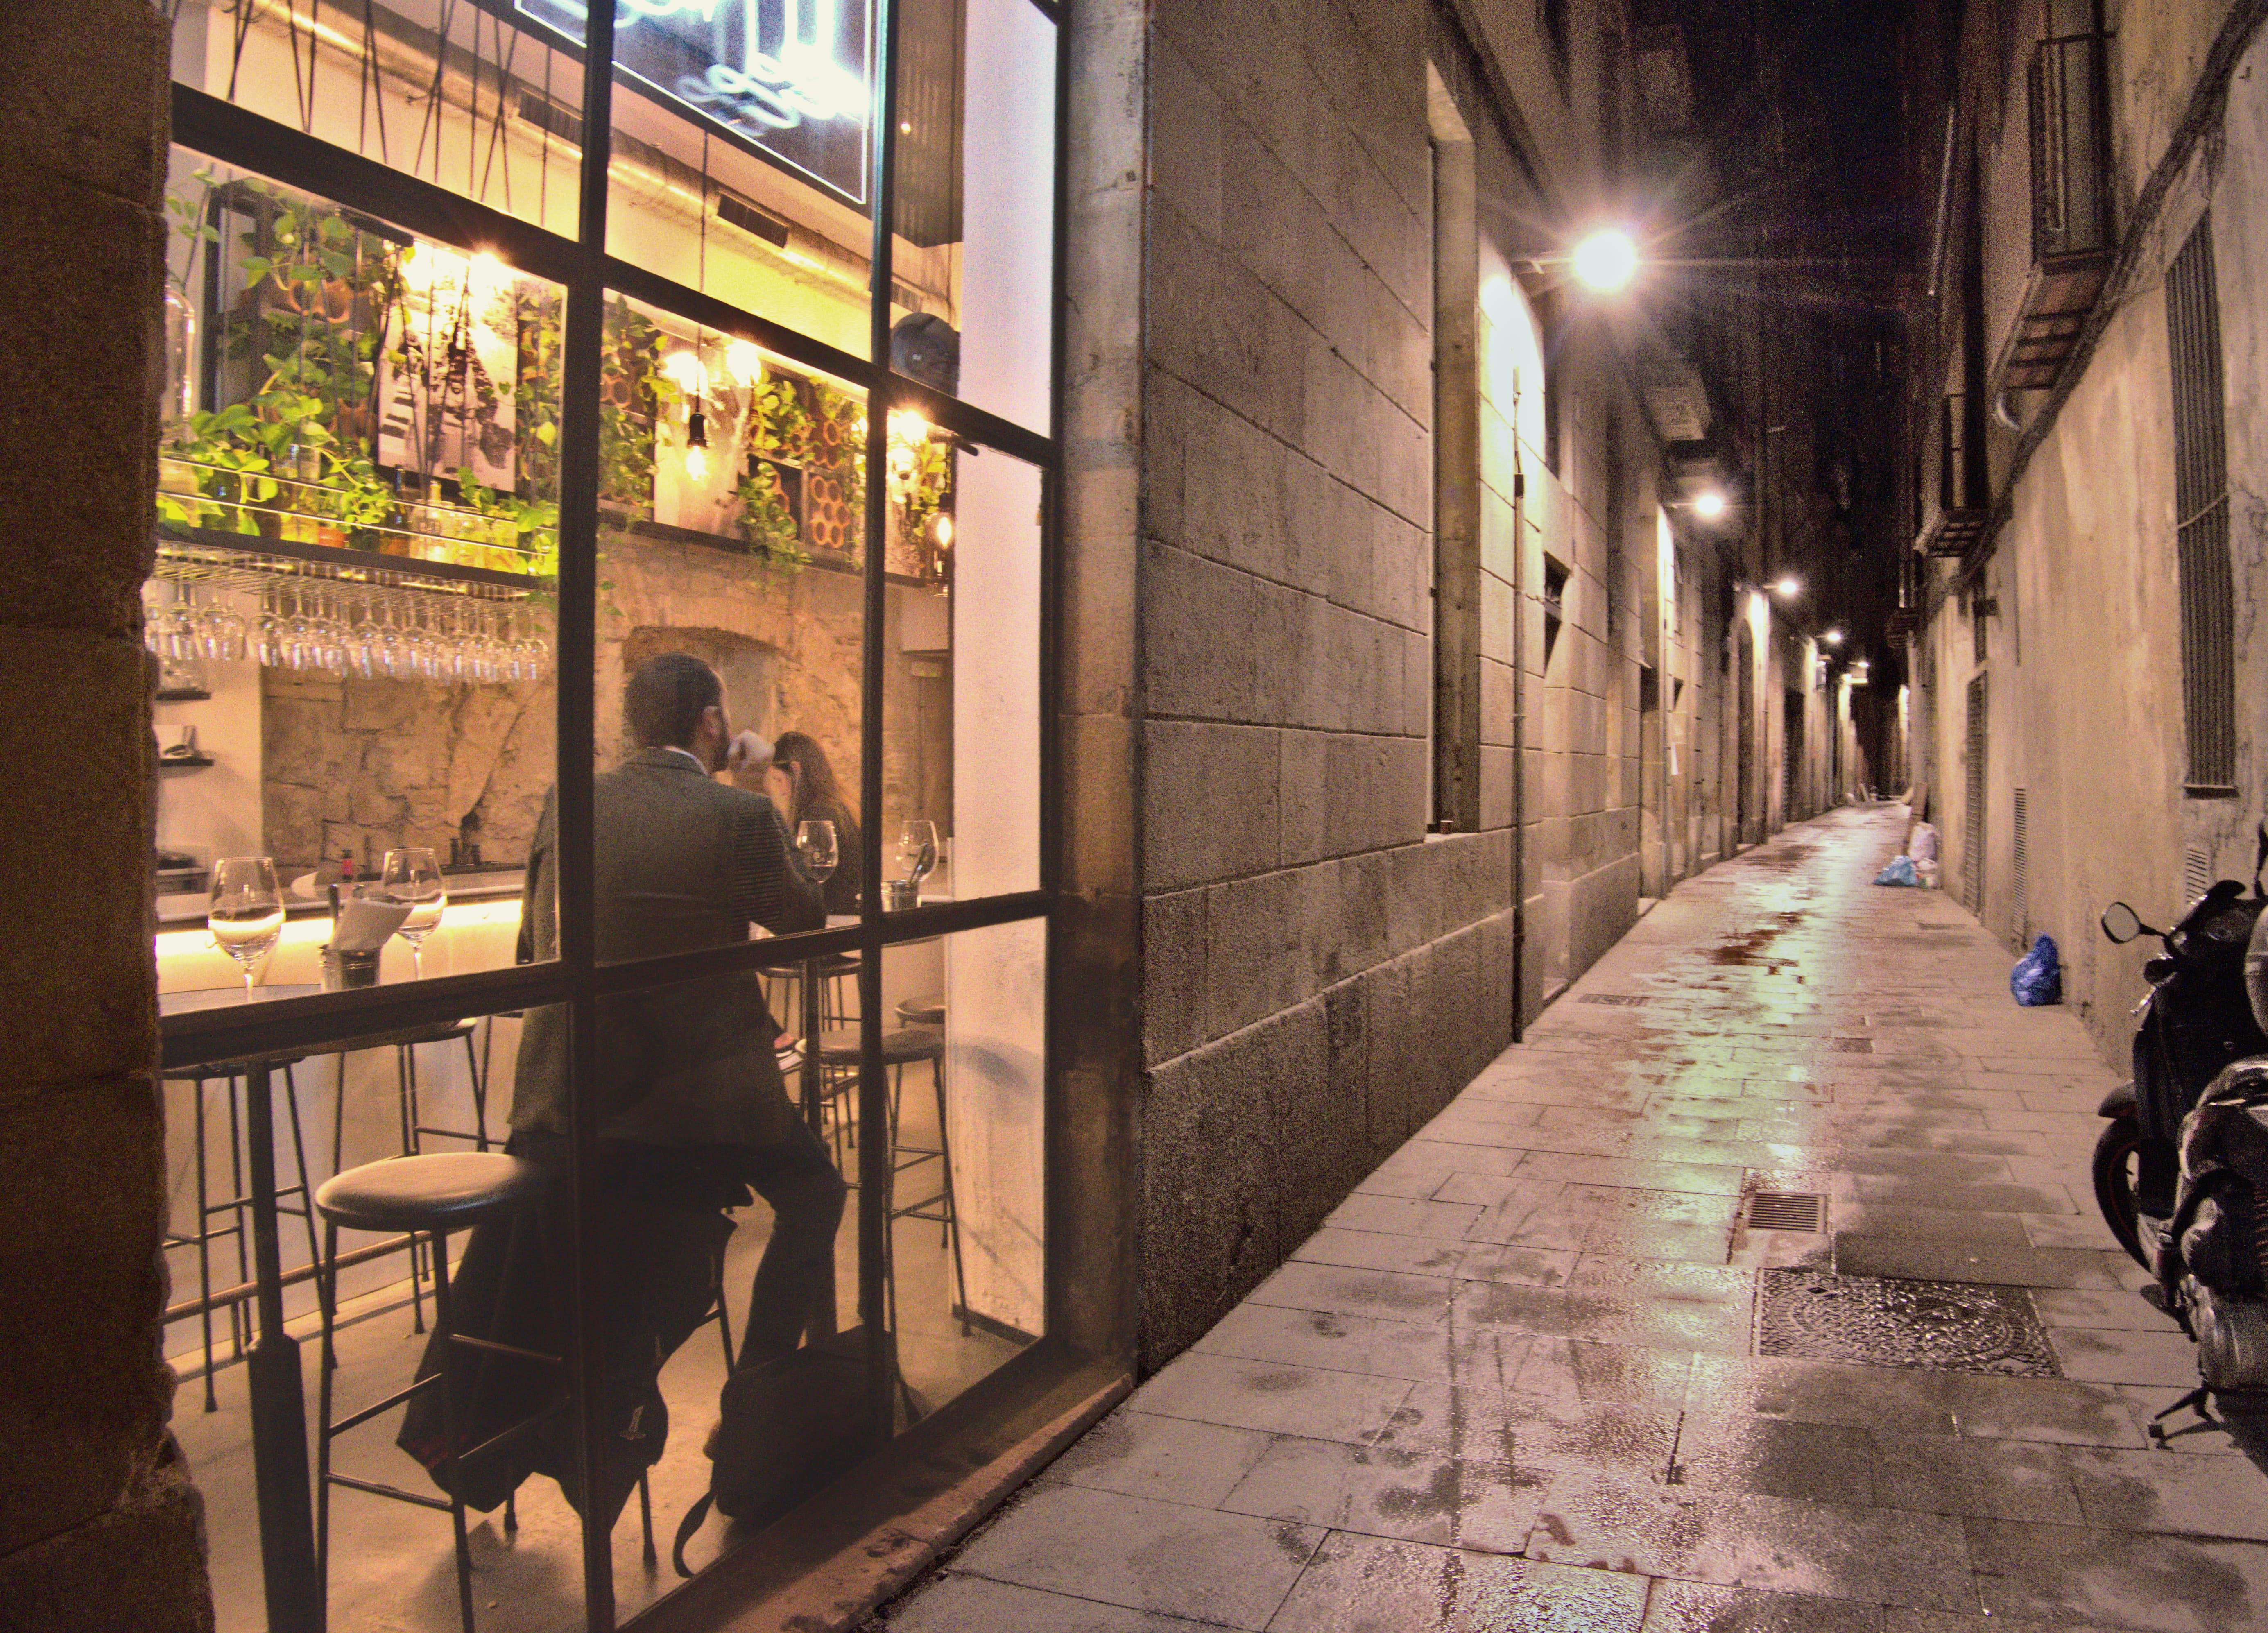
<box><xmin>870</xmin><ymin>809</ymin><xmax>2268</xmax><ymax>1633</ymax></box>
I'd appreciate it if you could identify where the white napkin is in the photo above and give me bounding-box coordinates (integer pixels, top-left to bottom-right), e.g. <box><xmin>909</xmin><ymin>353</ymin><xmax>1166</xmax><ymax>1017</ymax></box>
<box><xmin>332</xmin><ymin>895</ymin><xmax>413</xmax><ymax>951</ymax></box>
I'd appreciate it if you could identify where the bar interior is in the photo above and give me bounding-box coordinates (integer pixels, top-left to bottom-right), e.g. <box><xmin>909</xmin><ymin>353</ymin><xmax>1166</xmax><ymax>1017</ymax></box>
<box><xmin>151</xmin><ymin>0</ymin><xmax>1059</xmax><ymax>1625</ymax></box>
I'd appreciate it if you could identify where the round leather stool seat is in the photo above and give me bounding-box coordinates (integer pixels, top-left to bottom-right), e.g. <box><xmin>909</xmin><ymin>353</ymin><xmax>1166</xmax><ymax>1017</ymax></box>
<box><xmin>815</xmin><ymin>1027</ymin><xmax>942</xmax><ymax>1067</ymax></box>
<box><xmin>812</xmin><ymin>952</ymin><xmax>861</xmax><ymax>976</ymax></box>
<box><xmin>895</xmin><ymin>995</ymin><xmax>945</xmax><ymax>1028</ymax></box>
<box><xmin>315</xmin><ymin>1152</ymin><xmax>543</xmax><ymax>1234</ymax></box>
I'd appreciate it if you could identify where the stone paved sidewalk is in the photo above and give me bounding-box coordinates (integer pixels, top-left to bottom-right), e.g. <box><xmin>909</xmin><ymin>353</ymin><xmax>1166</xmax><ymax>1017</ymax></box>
<box><xmin>871</xmin><ymin>806</ymin><xmax>2268</xmax><ymax>1633</ymax></box>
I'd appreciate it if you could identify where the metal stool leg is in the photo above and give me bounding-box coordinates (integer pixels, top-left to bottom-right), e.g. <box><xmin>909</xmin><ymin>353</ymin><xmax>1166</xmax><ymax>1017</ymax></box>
<box><xmin>931</xmin><ymin>1059</ymin><xmax>969</xmax><ymax>1336</ymax></box>
<box><xmin>282</xmin><ymin>1063</ymin><xmax>324</xmax><ymax>1278</ymax></box>
<box><xmin>428</xmin><ymin>1230</ymin><xmax>479</xmax><ymax>1633</ymax></box>
<box><xmin>224</xmin><ymin>1069</ymin><xmax>251</xmax><ymax>1366</ymax></box>
<box><xmin>190</xmin><ymin>1075</ymin><xmax>218</xmax><ymax>1413</ymax></box>
<box><xmin>639</xmin><ymin>1471</ymin><xmax>657</xmax><ymax>1568</ymax></box>
<box><xmin>315</xmin><ymin>1221</ymin><xmax>340</xmax><ymax>1599</ymax></box>
<box><xmin>403</xmin><ymin>1044</ymin><xmax>426</xmax><ymax>1157</ymax></box>
<box><xmin>395</xmin><ymin>1046</ymin><xmax>427</xmax><ymax>1333</ymax></box>
<box><xmin>463</xmin><ymin>1030</ymin><xmax>490</xmax><ymax>1151</ymax></box>
<box><xmin>332</xmin><ymin>1051</ymin><xmax>348</xmax><ymax>1175</ymax></box>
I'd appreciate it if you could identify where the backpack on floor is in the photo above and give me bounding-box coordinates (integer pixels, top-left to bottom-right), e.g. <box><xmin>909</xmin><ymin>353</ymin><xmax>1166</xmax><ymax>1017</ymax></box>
<box><xmin>670</xmin><ymin>1326</ymin><xmax>875</xmax><ymax>1575</ymax></box>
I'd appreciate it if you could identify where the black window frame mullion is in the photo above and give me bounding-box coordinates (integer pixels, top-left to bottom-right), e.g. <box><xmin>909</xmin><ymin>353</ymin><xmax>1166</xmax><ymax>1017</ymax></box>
<box><xmin>855</xmin><ymin>0</ymin><xmax>905</xmax><ymax>1449</ymax></box>
<box><xmin>557</xmin><ymin>0</ymin><xmax>616</xmax><ymax>1617</ymax></box>
<box><xmin>1039</xmin><ymin>0</ymin><xmax>1070</xmax><ymax>1346</ymax></box>
<box><xmin>169</xmin><ymin>85</ymin><xmax>584</xmax><ymax>286</ymax></box>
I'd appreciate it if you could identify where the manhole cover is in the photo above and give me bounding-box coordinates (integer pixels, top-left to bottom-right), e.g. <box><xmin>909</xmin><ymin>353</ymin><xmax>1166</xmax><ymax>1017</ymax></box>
<box><xmin>1747</xmin><ymin>1191</ymin><xmax>1824</xmax><ymax>1232</ymax></box>
<box><xmin>1580</xmin><ymin>993</ymin><xmax>1650</xmax><ymax>1007</ymax></box>
<box><xmin>1755</xmin><ymin>1268</ymin><xmax>2061</xmax><ymax>1378</ymax></box>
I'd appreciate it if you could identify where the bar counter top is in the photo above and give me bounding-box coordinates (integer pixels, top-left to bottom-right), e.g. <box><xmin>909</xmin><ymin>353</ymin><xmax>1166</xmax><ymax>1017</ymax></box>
<box><xmin>153</xmin><ymin>865</ymin><xmax>525</xmax><ymax>927</ymax></box>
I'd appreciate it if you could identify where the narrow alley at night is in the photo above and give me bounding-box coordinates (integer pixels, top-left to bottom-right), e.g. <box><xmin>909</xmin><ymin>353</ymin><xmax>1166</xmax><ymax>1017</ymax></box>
<box><xmin>15</xmin><ymin>0</ymin><xmax>2268</xmax><ymax>1629</ymax></box>
<box><xmin>883</xmin><ymin>807</ymin><xmax>2253</xmax><ymax>1632</ymax></box>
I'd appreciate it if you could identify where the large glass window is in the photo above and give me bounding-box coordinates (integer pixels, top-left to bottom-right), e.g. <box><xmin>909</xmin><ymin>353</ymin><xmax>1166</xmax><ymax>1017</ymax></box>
<box><xmin>150</xmin><ymin>4</ymin><xmax>1061</xmax><ymax>1628</ymax></box>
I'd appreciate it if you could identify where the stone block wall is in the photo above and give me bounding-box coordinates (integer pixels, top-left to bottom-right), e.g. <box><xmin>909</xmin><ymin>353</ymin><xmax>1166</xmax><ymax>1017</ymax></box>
<box><xmin>263</xmin><ymin>668</ymin><xmax>556</xmax><ymax>870</ymax></box>
<box><xmin>0</xmin><ymin>1</ymin><xmax>215</xmax><ymax>1626</ymax></box>
<box><xmin>254</xmin><ymin>531</ymin><xmax>938</xmax><ymax>873</ymax></box>
<box><xmin>1134</xmin><ymin>0</ymin><xmax>1519</xmax><ymax>1368</ymax></box>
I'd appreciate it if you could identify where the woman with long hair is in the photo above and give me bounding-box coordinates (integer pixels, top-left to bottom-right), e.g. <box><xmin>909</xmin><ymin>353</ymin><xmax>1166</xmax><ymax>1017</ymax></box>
<box><xmin>768</xmin><ymin>729</ymin><xmax>864</xmax><ymax>914</ymax></box>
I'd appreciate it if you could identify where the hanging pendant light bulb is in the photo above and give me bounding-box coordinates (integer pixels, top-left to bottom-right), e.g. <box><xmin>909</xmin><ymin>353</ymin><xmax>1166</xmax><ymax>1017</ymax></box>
<box><xmin>684</xmin><ymin>403</ymin><xmax>710</xmax><ymax>483</ymax></box>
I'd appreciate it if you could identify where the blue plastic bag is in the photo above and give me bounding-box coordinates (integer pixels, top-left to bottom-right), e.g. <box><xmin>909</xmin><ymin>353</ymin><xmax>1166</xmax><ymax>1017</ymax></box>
<box><xmin>2012</xmin><ymin>933</ymin><xmax>2062</xmax><ymax>1006</ymax></box>
<box><xmin>1874</xmin><ymin>856</ymin><xmax>1920</xmax><ymax>887</ymax></box>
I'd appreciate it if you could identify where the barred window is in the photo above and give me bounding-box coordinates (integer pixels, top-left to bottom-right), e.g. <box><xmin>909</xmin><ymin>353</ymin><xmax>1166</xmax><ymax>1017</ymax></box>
<box><xmin>2168</xmin><ymin>216</ymin><xmax>2235</xmax><ymax>795</ymax></box>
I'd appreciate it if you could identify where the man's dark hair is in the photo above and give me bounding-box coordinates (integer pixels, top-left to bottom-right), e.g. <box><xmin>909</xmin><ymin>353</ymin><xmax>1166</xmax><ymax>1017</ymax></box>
<box><xmin>625</xmin><ymin>652</ymin><xmax>722</xmax><ymax>749</ymax></box>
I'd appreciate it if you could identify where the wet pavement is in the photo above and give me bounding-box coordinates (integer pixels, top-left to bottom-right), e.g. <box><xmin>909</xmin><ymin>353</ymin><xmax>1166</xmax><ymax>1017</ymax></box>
<box><xmin>869</xmin><ymin>806</ymin><xmax>2268</xmax><ymax>1632</ymax></box>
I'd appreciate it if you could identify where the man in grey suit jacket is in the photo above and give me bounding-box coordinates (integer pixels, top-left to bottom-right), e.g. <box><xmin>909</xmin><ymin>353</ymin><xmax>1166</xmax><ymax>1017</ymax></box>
<box><xmin>510</xmin><ymin>651</ymin><xmax>842</xmax><ymax>1364</ymax></box>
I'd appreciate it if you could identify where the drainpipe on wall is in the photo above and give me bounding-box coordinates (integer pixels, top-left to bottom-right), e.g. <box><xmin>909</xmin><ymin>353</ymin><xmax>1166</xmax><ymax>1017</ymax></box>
<box><xmin>1511</xmin><ymin>459</ymin><xmax>1526</xmax><ymax>1043</ymax></box>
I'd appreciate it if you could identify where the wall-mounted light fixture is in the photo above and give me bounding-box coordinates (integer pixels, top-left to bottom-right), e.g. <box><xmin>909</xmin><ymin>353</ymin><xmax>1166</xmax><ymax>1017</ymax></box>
<box><xmin>1692</xmin><ymin>489</ymin><xmax>1728</xmax><ymax>520</ymax></box>
<box><xmin>1773</xmin><ymin>576</ymin><xmax>1802</xmax><ymax>599</ymax></box>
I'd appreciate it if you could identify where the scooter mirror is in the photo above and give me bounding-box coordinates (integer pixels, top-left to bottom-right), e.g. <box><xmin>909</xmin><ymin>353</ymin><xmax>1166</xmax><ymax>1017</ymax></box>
<box><xmin>2102</xmin><ymin>903</ymin><xmax>2145</xmax><ymax>944</ymax></box>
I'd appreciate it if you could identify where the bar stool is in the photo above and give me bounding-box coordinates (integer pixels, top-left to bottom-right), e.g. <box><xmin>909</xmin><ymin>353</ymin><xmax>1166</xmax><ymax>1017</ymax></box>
<box><xmin>325</xmin><ymin>1019</ymin><xmax>489</xmax><ymax>1336</ymax></box>
<box><xmin>162</xmin><ymin>1054</ymin><xmax>318</xmax><ymax>1411</ymax></box>
<box><xmin>895</xmin><ymin>994</ymin><xmax>944</xmax><ymax>1031</ymax></box>
<box><xmin>766</xmin><ymin>955</ymin><xmax>860</xmax><ymax>1042</ymax></box>
<box><xmin>813</xmin><ymin>1028</ymin><xmax>967</xmax><ymax>1336</ymax></box>
<box><xmin>311</xmin><ymin>1153</ymin><xmax>661</xmax><ymax>1633</ymax></box>
<box><xmin>399</xmin><ymin>1020</ymin><xmax>491</xmax><ymax>1152</ymax></box>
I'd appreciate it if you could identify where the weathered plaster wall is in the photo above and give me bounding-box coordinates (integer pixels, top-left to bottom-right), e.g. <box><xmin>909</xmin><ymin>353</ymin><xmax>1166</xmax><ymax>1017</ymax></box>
<box><xmin>1134</xmin><ymin>0</ymin><xmax>1518</xmax><ymax>1367</ymax></box>
<box><xmin>0</xmin><ymin>1</ymin><xmax>215</xmax><ymax>1626</ymax></box>
<box><xmin>1918</xmin><ymin>14</ymin><xmax>2268</xmax><ymax>1059</ymax></box>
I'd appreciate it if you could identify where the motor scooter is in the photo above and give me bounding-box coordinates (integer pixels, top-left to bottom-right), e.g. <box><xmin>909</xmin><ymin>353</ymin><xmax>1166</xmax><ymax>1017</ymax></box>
<box><xmin>2092</xmin><ymin>849</ymin><xmax>2268</xmax><ymax>1268</ymax></box>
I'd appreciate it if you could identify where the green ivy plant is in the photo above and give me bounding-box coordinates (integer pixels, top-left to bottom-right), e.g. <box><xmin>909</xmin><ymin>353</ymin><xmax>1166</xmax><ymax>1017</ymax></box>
<box><xmin>160</xmin><ymin>174</ymin><xmax>407</xmax><ymax>541</ymax></box>
<box><xmin>733</xmin><ymin>464</ymin><xmax>812</xmax><ymax>569</ymax></box>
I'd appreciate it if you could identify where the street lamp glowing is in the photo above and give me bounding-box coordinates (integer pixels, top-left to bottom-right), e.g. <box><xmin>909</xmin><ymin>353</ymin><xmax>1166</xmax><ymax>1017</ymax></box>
<box><xmin>1822</xmin><ymin>628</ymin><xmax>1843</xmax><ymax>645</ymax></box>
<box><xmin>1693</xmin><ymin>489</ymin><xmax>1728</xmax><ymax>520</ymax></box>
<box><xmin>1571</xmin><ymin>229</ymin><xmax>1639</xmax><ymax>294</ymax></box>
<box><xmin>1773</xmin><ymin>575</ymin><xmax>1802</xmax><ymax>599</ymax></box>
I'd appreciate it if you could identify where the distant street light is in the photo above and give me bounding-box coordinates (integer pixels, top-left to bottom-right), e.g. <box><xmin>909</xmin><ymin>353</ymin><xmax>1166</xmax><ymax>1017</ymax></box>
<box><xmin>1693</xmin><ymin>489</ymin><xmax>1728</xmax><ymax>520</ymax></box>
<box><xmin>1773</xmin><ymin>576</ymin><xmax>1802</xmax><ymax>598</ymax></box>
<box><xmin>1822</xmin><ymin>628</ymin><xmax>1844</xmax><ymax>645</ymax></box>
<box><xmin>1571</xmin><ymin>229</ymin><xmax>1639</xmax><ymax>294</ymax></box>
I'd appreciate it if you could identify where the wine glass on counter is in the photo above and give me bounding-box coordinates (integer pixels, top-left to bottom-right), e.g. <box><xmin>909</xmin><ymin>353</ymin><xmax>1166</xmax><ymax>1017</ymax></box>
<box><xmin>208</xmin><ymin>856</ymin><xmax>285</xmax><ymax>1002</ymax></box>
<box><xmin>796</xmin><ymin>820</ymin><xmax>839</xmax><ymax>886</ymax></box>
<box><xmin>378</xmin><ymin>846</ymin><xmax>448</xmax><ymax>979</ymax></box>
<box><xmin>896</xmin><ymin>820</ymin><xmax>939</xmax><ymax>892</ymax></box>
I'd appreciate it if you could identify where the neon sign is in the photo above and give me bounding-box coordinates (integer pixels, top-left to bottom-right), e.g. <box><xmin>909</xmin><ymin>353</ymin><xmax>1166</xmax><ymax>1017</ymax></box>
<box><xmin>515</xmin><ymin>0</ymin><xmax>874</xmax><ymax>206</ymax></box>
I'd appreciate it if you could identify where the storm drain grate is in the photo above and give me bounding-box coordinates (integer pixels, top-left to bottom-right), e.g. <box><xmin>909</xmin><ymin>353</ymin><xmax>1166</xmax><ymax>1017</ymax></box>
<box><xmin>1579</xmin><ymin>993</ymin><xmax>1651</xmax><ymax>1007</ymax></box>
<box><xmin>1756</xmin><ymin>1267</ymin><xmax>2061</xmax><ymax>1378</ymax></box>
<box><xmin>1831</xmin><ymin>1037</ymin><xmax>1874</xmax><ymax>1053</ymax></box>
<box><xmin>1747</xmin><ymin>1191</ymin><xmax>1825</xmax><ymax>1232</ymax></box>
